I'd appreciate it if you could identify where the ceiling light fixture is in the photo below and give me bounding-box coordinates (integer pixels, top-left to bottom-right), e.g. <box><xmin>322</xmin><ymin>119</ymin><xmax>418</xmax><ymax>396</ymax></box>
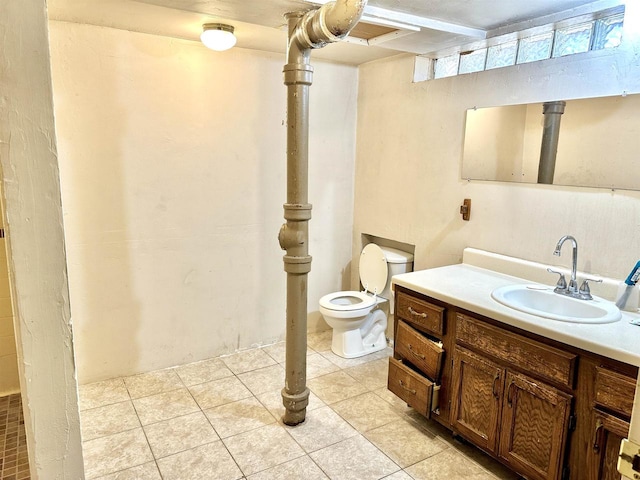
<box><xmin>201</xmin><ymin>23</ymin><xmax>237</xmax><ymax>51</ymax></box>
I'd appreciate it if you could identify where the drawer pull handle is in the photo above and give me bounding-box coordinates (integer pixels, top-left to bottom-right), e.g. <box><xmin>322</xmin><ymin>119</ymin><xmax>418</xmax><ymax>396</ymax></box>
<box><xmin>593</xmin><ymin>418</ymin><xmax>604</xmax><ymax>453</ymax></box>
<box><xmin>398</xmin><ymin>379</ymin><xmax>417</xmax><ymax>395</ymax></box>
<box><xmin>408</xmin><ymin>306</ymin><xmax>427</xmax><ymax>318</ymax></box>
<box><xmin>507</xmin><ymin>380</ymin><xmax>515</xmax><ymax>407</ymax></box>
<box><xmin>492</xmin><ymin>373</ymin><xmax>500</xmax><ymax>399</ymax></box>
<box><xmin>408</xmin><ymin>344</ymin><xmax>426</xmax><ymax>360</ymax></box>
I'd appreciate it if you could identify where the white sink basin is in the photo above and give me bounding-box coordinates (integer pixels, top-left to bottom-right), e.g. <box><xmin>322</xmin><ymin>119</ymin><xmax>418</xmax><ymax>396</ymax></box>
<box><xmin>491</xmin><ymin>284</ymin><xmax>621</xmax><ymax>324</ymax></box>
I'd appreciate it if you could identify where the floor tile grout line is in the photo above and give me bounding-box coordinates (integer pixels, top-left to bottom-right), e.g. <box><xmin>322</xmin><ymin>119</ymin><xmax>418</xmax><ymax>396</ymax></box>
<box><xmin>176</xmin><ymin>369</ymin><xmax>237</xmax><ymax>390</ymax></box>
<box><xmin>79</xmin><ymin>398</ymin><xmax>138</xmax><ymax>415</ymax></box>
<box><xmin>124</xmin><ymin>370</ymin><xmax>187</xmax><ymax>402</ymax></box>
<box><xmin>218</xmin><ymin>352</ymin><xmax>369</xmax><ymax>477</ymax></box>
<box><xmin>78</xmin><ymin>343</ymin><xmax>513</xmax><ymax>480</ymax></box>
<box><xmin>81</xmin><ymin>424</ymin><xmax>142</xmax><ymax>444</ymax></box>
<box><xmin>305</xmin><ymin>452</ymin><xmax>334</xmax><ymax>480</ymax></box>
<box><xmin>210</xmin><ymin>394</ymin><xmax>283</xmax><ymax>446</ymax></box>
<box><xmin>260</xmin><ymin>345</ymin><xmax>284</xmax><ymax>364</ymax></box>
<box><xmin>322</xmin><ymin>398</ymin><xmax>405</xmax><ymax>476</ymax></box>
<box><xmin>328</xmin><ymin>391</ymin><xmax>400</xmax><ymax>434</ymax></box>
<box><xmin>187</xmin><ymin>373</ymin><xmax>252</xmax><ymax>412</ymax></box>
<box><xmin>185</xmin><ymin>375</ymin><xmax>246</xmax><ymax>478</ymax></box>
<box><xmin>124</xmin><ymin>385</ymin><xmax>165</xmax><ymax>480</ymax></box>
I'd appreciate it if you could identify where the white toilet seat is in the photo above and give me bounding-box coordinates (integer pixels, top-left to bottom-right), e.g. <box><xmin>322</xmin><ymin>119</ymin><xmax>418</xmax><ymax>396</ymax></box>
<box><xmin>319</xmin><ymin>291</ymin><xmax>376</xmax><ymax>312</ymax></box>
<box><xmin>319</xmin><ymin>243</ymin><xmax>412</xmax><ymax>359</ymax></box>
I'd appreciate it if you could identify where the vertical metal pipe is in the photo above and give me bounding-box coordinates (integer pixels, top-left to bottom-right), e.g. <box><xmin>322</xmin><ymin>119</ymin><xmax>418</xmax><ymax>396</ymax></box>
<box><xmin>537</xmin><ymin>101</ymin><xmax>566</xmax><ymax>185</ymax></box>
<box><xmin>278</xmin><ymin>0</ymin><xmax>367</xmax><ymax>426</ymax></box>
<box><xmin>279</xmin><ymin>12</ymin><xmax>313</xmax><ymax>426</ymax></box>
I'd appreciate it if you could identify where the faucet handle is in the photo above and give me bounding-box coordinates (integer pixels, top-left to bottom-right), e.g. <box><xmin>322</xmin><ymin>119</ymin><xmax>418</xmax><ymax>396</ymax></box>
<box><xmin>547</xmin><ymin>268</ymin><xmax>567</xmax><ymax>292</ymax></box>
<box><xmin>579</xmin><ymin>278</ymin><xmax>602</xmax><ymax>300</ymax></box>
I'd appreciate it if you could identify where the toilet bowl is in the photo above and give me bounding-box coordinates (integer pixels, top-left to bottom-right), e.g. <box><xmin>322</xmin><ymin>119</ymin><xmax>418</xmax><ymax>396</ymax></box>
<box><xmin>319</xmin><ymin>244</ymin><xmax>413</xmax><ymax>358</ymax></box>
<box><xmin>319</xmin><ymin>291</ymin><xmax>388</xmax><ymax>358</ymax></box>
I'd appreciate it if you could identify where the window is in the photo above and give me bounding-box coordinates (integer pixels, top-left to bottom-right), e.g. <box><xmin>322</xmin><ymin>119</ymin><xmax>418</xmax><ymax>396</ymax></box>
<box><xmin>429</xmin><ymin>8</ymin><xmax>624</xmax><ymax>81</ymax></box>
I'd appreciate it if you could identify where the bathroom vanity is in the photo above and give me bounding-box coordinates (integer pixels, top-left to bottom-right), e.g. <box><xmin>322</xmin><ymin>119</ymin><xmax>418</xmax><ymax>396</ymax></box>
<box><xmin>388</xmin><ymin>249</ymin><xmax>640</xmax><ymax>480</ymax></box>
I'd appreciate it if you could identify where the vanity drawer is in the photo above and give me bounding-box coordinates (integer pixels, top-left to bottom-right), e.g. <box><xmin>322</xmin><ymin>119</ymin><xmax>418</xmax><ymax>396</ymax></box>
<box><xmin>456</xmin><ymin>314</ymin><xmax>577</xmax><ymax>388</ymax></box>
<box><xmin>594</xmin><ymin>367</ymin><xmax>636</xmax><ymax>418</ymax></box>
<box><xmin>395</xmin><ymin>320</ymin><xmax>444</xmax><ymax>381</ymax></box>
<box><xmin>395</xmin><ymin>291</ymin><xmax>445</xmax><ymax>336</ymax></box>
<box><xmin>388</xmin><ymin>357</ymin><xmax>434</xmax><ymax>417</ymax></box>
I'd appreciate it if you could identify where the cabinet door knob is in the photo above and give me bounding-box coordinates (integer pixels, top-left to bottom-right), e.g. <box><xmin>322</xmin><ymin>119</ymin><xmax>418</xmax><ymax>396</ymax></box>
<box><xmin>408</xmin><ymin>306</ymin><xmax>427</xmax><ymax>318</ymax></box>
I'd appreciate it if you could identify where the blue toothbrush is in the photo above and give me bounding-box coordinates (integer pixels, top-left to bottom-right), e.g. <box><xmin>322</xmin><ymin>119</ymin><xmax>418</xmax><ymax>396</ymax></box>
<box><xmin>615</xmin><ymin>260</ymin><xmax>640</xmax><ymax>309</ymax></box>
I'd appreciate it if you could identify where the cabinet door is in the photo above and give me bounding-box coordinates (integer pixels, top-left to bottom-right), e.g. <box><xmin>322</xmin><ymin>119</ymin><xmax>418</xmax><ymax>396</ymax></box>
<box><xmin>588</xmin><ymin>409</ymin><xmax>629</xmax><ymax>480</ymax></box>
<box><xmin>499</xmin><ymin>371</ymin><xmax>572</xmax><ymax>480</ymax></box>
<box><xmin>450</xmin><ymin>346</ymin><xmax>504</xmax><ymax>454</ymax></box>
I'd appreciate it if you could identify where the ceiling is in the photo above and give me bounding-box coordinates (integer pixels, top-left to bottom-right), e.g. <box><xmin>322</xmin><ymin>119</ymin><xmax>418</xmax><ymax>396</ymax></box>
<box><xmin>48</xmin><ymin>0</ymin><xmax>623</xmax><ymax>64</ymax></box>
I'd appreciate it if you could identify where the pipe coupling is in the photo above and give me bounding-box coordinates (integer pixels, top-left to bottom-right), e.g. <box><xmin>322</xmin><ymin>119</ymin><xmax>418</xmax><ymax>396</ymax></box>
<box><xmin>308</xmin><ymin>6</ymin><xmax>344</xmax><ymax>45</ymax></box>
<box><xmin>283</xmin><ymin>203</ymin><xmax>312</xmax><ymax>221</ymax></box>
<box><xmin>283</xmin><ymin>63</ymin><xmax>314</xmax><ymax>86</ymax></box>
<box><xmin>283</xmin><ymin>255</ymin><xmax>312</xmax><ymax>274</ymax></box>
<box><xmin>543</xmin><ymin>101</ymin><xmax>566</xmax><ymax>115</ymax></box>
<box><xmin>293</xmin><ymin>10</ymin><xmax>331</xmax><ymax>49</ymax></box>
<box><xmin>281</xmin><ymin>387</ymin><xmax>310</xmax><ymax>426</ymax></box>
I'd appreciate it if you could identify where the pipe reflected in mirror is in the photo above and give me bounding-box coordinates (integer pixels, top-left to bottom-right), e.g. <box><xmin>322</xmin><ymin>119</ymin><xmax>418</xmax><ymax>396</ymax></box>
<box><xmin>537</xmin><ymin>101</ymin><xmax>566</xmax><ymax>185</ymax></box>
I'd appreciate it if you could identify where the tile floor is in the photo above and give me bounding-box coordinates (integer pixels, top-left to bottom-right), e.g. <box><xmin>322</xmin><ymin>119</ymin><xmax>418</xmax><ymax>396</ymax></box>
<box><xmin>0</xmin><ymin>393</ymin><xmax>30</xmax><ymax>480</ymax></box>
<box><xmin>79</xmin><ymin>331</ymin><xmax>519</xmax><ymax>480</ymax></box>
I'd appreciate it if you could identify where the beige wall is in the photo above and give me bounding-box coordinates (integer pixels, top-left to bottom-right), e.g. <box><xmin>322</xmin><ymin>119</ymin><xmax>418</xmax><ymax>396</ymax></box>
<box><xmin>0</xmin><ymin>0</ymin><xmax>83</xmax><ymax>478</ymax></box>
<box><xmin>354</xmin><ymin>4</ymin><xmax>640</xmax><ymax>283</ymax></box>
<box><xmin>49</xmin><ymin>22</ymin><xmax>357</xmax><ymax>383</ymax></box>
<box><xmin>463</xmin><ymin>104</ymin><xmax>528</xmax><ymax>182</ymax></box>
<box><xmin>554</xmin><ymin>94</ymin><xmax>640</xmax><ymax>189</ymax></box>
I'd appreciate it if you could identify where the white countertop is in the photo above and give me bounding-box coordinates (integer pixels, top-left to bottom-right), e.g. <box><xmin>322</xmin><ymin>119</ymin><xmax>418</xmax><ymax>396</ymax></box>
<box><xmin>392</xmin><ymin>263</ymin><xmax>640</xmax><ymax>367</ymax></box>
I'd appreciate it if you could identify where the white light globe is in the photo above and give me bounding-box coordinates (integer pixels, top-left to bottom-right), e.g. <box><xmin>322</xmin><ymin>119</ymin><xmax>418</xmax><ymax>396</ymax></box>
<box><xmin>201</xmin><ymin>24</ymin><xmax>237</xmax><ymax>51</ymax></box>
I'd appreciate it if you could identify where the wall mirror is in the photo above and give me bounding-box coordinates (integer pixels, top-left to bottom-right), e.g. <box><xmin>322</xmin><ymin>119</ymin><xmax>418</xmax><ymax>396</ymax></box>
<box><xmin>462</xmin><ymin>93</ymin><xmax>640</xmax><ymax>190</ymax></box>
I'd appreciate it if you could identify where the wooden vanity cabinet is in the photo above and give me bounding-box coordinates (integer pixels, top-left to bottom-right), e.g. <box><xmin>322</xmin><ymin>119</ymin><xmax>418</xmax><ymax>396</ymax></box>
<box><xmin>389</xmin><ymin>288</ymin><xmax>448</xmax><ymax>419</ymax></box>
<box><xmin>389</xmin><ymin>285</ymin><xmax>638</xmax><ymax>480</ymax></box>
<box><xmin>450</xmin><ymin>346</ymin><xmax>572</xmax><ymax>480</ymax></box>
<box><xmin>585</xmin><ymin>366</ymin><xmax>636</xmax><ymax>480</ymax></box>
<box><xmin>452</xmin><ymin>314</ymin><xmax>574</xmax><ymax>480</ymax></box>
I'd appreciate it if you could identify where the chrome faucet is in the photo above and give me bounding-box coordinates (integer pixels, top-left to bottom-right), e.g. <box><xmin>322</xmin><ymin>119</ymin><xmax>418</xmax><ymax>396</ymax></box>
<box><xmin>553</xmin><ymin>235</ymin><xmax>579</xmax><ymax>294</ymax></box>
<box><xmin>548</xmin><ymin>235</ymin><xmax>602</xmax><ymax>300</ymax></box>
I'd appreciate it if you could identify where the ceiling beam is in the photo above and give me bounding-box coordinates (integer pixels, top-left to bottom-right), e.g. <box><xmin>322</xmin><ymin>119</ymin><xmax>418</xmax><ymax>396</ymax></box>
<box><xmin>363</xmin><ymin>5</ymin><xmax>486</xmax><ymax>39</ymax></box>
<box><xmin>303</xmin><ymin>0</ymin><xmax>486</xmax><ymax>38</ymax></box>
<box><xmin>360</xmin><ymin>14</ymin><xmax>420</xmax><ymax>32</ymax></box>
<box><xmin>367</xmin><ymin>29</ymin><xmax>416</xmax><ymax>46</ymax></box>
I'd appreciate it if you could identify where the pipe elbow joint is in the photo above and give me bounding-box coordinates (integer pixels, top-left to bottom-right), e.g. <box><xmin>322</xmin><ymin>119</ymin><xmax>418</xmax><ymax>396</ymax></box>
<box><xmin>291</xmin><ymin>0</ymin><xmax>368</xmax><ymax>50</ymax></box>
<box><xmin>322</xmin><ymin>0</ymin><xmax>367</xmax><ymax>38</ymax></box>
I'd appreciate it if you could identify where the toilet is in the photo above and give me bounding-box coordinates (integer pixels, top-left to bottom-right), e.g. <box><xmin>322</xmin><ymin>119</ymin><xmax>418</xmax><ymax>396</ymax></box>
<box><xmin>319</xmin><ymin>244</ymin><xmax>414</xmax><ymax>358</ymax></box>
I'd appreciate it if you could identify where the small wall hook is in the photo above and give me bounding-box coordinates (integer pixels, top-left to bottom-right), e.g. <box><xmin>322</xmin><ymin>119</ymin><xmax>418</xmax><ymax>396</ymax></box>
<box><xmin>460</xmin><ymin>198</ymin><xmax>471</xmax><ymax>221</ymax></box>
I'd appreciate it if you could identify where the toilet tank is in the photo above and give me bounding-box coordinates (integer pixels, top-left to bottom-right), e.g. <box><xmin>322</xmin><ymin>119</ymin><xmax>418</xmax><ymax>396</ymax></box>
<box><xmin>379</xmin><ymin>246</ymin><xmax>414</xmax><ymax>313</ymax></box>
